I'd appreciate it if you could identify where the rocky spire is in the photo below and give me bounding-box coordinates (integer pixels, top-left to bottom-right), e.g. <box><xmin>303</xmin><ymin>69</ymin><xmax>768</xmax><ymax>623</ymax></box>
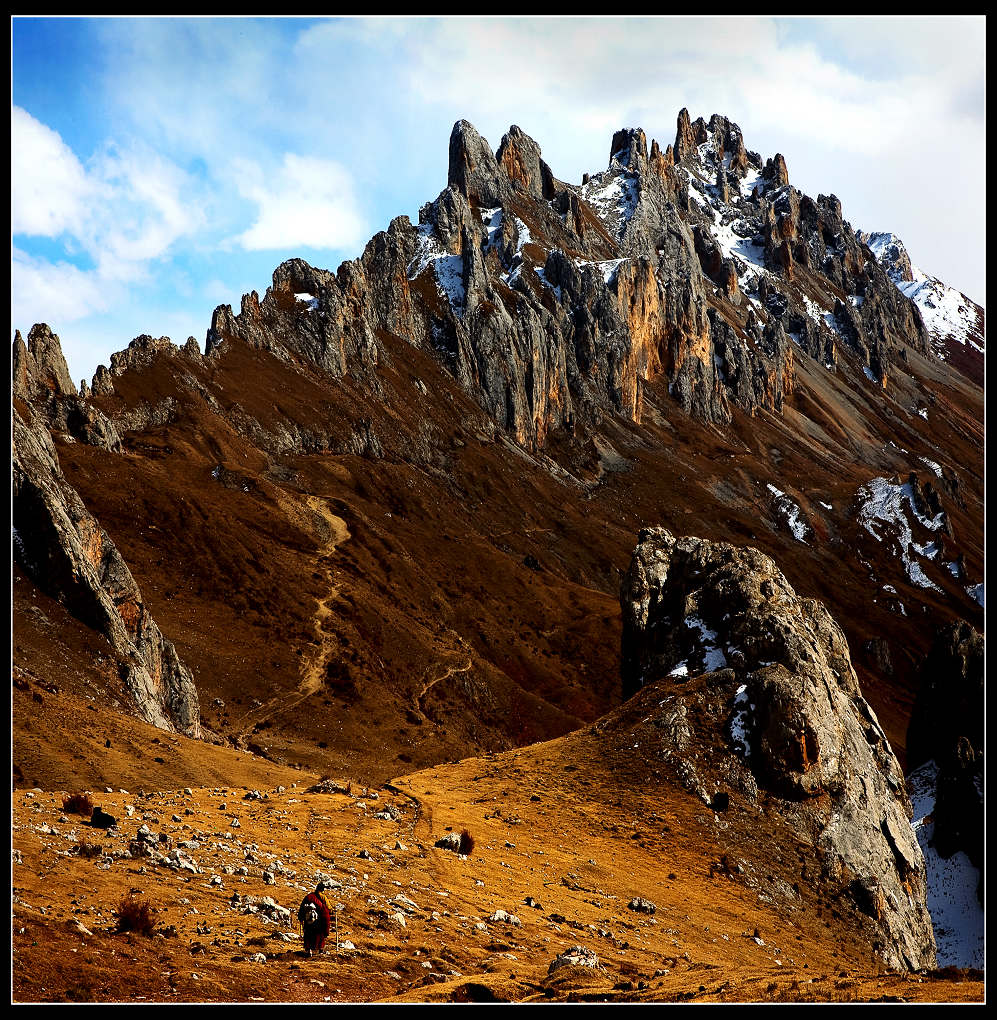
<box><xmin>673</xmin><ymin>108</ymin><xmax>708</xmax><ymax>163</ymax></box>
<box><xmin>12</xmin><ymin>324</ymin><xmax>77</xmax><ymax>402</ymax></box>
<box><xmin>448</xmin><ymin>120</ymin><xmax>506</xmax><ymax>208</ymax></box>
<box><xmin>609</xmin><ymin>127</ymin><xmax>648</xmax><ymax>173</ymax></box>
<box><xmin>496</xmin><ymin>124</ymin><xmax>550</xmax><ymax>200</ymax></box>
<box><xmin>763</xmin><ymin>152</ymin><xmax>790</xmax><ymax>187</ymax></box>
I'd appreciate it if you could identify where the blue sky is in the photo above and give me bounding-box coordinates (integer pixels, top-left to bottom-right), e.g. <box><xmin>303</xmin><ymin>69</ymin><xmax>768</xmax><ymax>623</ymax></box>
<box><xmin>12</xmin><ymin>16</ymin><xmax>986</xmax><ymax>384</ymax></box>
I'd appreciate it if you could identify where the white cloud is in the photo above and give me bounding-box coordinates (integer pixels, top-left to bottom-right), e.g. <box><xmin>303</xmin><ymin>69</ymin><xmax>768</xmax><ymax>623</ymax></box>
<box><xmin>89</xmin><ymin>142</ymin><xmax>204</xmax><ymax>274</ymax></box>
<box><xmin>11</xmin><ymin>246</ymin><xmax>113</xmax><ymax>327</ymax></box>
<box><xmin>11</xmin><ymin>106</ymin><xmax>206</xmax><ymax>326</ymax></box>
<box><xmin>232</xmin><ymin>153</ymin><xmax>368</xmax><ymax>252</ymax></box>
<box><xmin>11</xmin><ymin>106</ymin><xmax>93</xmax><ymax>237</ymax></box>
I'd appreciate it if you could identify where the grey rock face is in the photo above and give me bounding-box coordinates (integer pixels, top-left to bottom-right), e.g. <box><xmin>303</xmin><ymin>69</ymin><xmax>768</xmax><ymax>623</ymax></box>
<box><xmin>448</xmin><ymin>119</ymin><xmax>509</xmax><ymax>209</ymax></box>
<box><xmin>13</xmin><ymin>326</ymin><xmax>121</xmax><ymax>452</ymax></box>
<box><xmin>12</xmin><ymin>402</ymin><xmax>200</xmax><ymax>737</ymax></box>
<box><xmin>20</xmin><ymin>112</ymin><xmax>940</xmax><ymax>465</ymax></box>
<box><xmin>13</xmin><ymin>324</ymin><xmax>77</xmax><ymax>401</ymax></box>
<box><xmin>619</xmin><ymin>528</ymin><xmax>935</xmax><ymax>972</ymax></box>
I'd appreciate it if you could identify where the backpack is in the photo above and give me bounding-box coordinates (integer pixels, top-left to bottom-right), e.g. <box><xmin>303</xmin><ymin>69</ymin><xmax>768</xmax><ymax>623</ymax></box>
<box><xmin>302</xmin><ymin>902</ymin><xmax>319</xmax><ymax>927</ymax></box>
<box><xmin>317</xmin><ymin>890</ymin><xmax>335</xmax><ymax>917</ymax></box>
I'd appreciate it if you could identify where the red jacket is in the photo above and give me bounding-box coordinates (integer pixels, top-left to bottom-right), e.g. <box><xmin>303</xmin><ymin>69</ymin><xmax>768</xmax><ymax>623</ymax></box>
<box><xmin>299</xmin><ymin>892</ymin><xmax>331</xmax><ymax>934</ymax></box>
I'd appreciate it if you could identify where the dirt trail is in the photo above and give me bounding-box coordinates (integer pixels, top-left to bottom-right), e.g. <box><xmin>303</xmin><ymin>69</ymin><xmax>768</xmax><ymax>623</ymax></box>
<box><xmin>414</xmin><ymin>657</ymin><xmax>473</xmax><ymax>719</ymax></box>
<box><xmin>233</xmin><ymin>494</ymin><xmax>350</xmax><ymax>741</ymax></box>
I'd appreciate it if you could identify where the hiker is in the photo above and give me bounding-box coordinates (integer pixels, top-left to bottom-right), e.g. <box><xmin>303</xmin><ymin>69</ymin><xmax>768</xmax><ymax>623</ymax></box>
<box><xmin>298</xmin><ymin>882</ymin><xmax>332</xmax><ymax>956</ymax></box>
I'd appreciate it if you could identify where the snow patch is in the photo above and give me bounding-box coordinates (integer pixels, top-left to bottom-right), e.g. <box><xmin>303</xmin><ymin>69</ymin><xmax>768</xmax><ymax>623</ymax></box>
<box><xmin>729</xmin><ymin>684</ymin><xmax>755</xmax><ymax>759</ymax></box>
<box><xmin>907</xmin><ymin>761</ymin><xmax>984</xmax><ymax>969</ymax></box>
<box><xmin>580</xmin><ymin>171</ymin><xmax>638</xmax><ymax>240</ymax></box>
<box><xmin>802</xmin><ymin>294</ymin><xmax>841</xmax><ymax>338</ymax></box>
<box><xmin>575</xmin><ymin>257</ymin><xmax>627</xmax><ymax>285</ymax></box>
<box><xmin>865</xmin><ymin>231</ymin><xmax>983</xmax><ymax>357</ymax></box>
<box><xmin>684</xmin><ymin>615</ymin><xmax>728</xmax><ymax>671</ymax></box>
<box><xmin>856</xmin><ymin>477</ymin><xmax>944</xmax><ymax>591</ymax></box>
<box><xmin>965</xmin><ymin>582</ymin><xmax>984</xmax><ymax>608</ymax></box>
<box><xmin>766</xmin><ymin>484</ymin><xmax>811</xmax><ymax>543</ymax></box>
<box><xmin>407</xmin><ymin>223</ymin><xmax>466</xmax><ymax>316</ymax></box>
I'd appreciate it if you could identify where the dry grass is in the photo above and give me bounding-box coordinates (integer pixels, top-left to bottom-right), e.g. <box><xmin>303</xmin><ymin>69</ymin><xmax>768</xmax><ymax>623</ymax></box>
<box><xmin>458</xmin><ymin>828</ymin><xmax>476</xmax><ymax>855</ymax></box>
<box><xmin>12</xmin><ymin>730</ymin><xmax>985</xmax><ymax>1005</ymax></box>
<box><xmin>114</xmin><ymin>897</ymin><xmax>156</xmax><ymax>937</ymax></box>
<box><xmin>62</xmin><ymin>792</ymin><xmax>94</xmax><ymax>817</ymax></box>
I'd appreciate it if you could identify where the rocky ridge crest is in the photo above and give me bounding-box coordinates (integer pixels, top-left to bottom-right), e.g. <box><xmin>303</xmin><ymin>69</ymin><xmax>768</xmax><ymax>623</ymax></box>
<box><xmin>70</xmin><ymin>110</ymin><xmax>942</xmax><ymax>454</ymax></box>
<box><xmin>12</xmin><ymin>343</ymin><xmax>200</xmax><ymax>737</ymax></box>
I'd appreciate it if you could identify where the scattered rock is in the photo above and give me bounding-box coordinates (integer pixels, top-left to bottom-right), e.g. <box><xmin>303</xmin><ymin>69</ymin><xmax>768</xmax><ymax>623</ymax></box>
<box><xmin>628</xmin><ymin>897</ymin><xmax>657</xmax><ymax>915</ymax></box>
<box><xmin>548</xmin><ymin>945</ymin><xmax>601</xmax><ymax>975</ymax></box>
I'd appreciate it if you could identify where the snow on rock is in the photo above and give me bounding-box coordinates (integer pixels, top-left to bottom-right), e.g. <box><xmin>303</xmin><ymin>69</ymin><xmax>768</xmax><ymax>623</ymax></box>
<box><xmin>294</xmin><ymin>293</ymin><xmax>319</xmax><ymax>311</ymax></box>
<box><xmin>965</xmin><ymin>583</ymin><xmax>984</xmax><ymax>608</ymax></box>
<box><xmin>729</xmin><ymin>683</ymin><xmax>755</xmax><ymax>759</ymax></box>
<box><xmin>855</xmin><ymin>477</ymin><xmax>944</xmax><ymax>591</ymax></box>
<box><xmin>863</xmin><ymin>231</ymin><xmax>984</xmax><ymax>359</ymax></box>
<box><xmin>802</xmin><ymin>294</ymin><xmax>842</xmax><ymax>338</ymax></box>
<box><xmin>407</xmin><ymin>224</ymin><xmax>466</xmax><ymax>316</ymax></box>
<box><xmin>580</xmin><ymin>170</ymin><xmax>638</xmax><ymax>240</ymax></box>
<box><xmin>574</xmin><ymin>257</ymin><xmax>628</xmax><ymax>285</ymax></box>
<box><xmin>907</xmin><ymin>761</ymin><xmax>984</xmax><ymax>969</ymax></box>
<box><xmin>685</xmin><ymin>615</ymin><xmax>728</xmax><ymax>671</ymax></box>
<box><xmin>766</xmin><ymin>484</ymin><xmax>811</xmax><ymax>544</ymax></box>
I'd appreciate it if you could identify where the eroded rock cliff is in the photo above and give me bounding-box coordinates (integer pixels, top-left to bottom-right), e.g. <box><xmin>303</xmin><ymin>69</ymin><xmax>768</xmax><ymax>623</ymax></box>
<box><xmin>617</xmin><ymin>528</ymin><xmax>936</xmax><ymax>971</ymax></box>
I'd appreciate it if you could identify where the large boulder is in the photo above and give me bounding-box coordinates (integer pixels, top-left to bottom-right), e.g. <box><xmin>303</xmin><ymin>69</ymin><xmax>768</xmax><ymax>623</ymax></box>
<box><xmin>618</xmin><ymin>528</ymin><xmax>936</xmax><ymax>972</ymax></box>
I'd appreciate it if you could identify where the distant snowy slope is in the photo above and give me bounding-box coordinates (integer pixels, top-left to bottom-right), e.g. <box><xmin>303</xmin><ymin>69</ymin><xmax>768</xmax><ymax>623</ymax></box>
<box><xmin>860</xmin><ymin>231</ymin><xmax>984</xmax><ymax>381</ymax></box>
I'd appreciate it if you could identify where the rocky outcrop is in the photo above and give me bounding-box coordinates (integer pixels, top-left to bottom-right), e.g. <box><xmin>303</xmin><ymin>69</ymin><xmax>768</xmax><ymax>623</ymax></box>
<box><xmin>13</xmin><ymin>326</ymin><xmax>121</xmax><ymax>453</ymax></box>
<box><xmin>857</xmin><ymin>231</ymin><xmax>914</xmax><ymax>283</ymax></box>
<box><xmin>189</xmin><ymin>114</ymin><xmax>810</xmax><ymax>444</ymax></box>
<box><xmin>618</xmin><ymin>528</ymin><xmax>936</xmax><ymax>971</ymax></box>
<box><xmin>12</xmin><ymin>401</ymin><xmax>200</xmax><ymax>737</ymax></box>
<box><xmin>205</xmin><ymin>255</ymin><xmax>380</xmax><ymax>378</ymax></box>
<box><xmin>13</xmin><ymin>324</ymin><xmax>77</xmax><ymax>401</ymax></box>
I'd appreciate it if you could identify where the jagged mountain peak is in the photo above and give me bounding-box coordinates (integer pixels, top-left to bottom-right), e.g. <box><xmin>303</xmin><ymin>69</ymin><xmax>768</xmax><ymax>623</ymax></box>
<box><xmin>11</xmin><ymin>104</ymin><xmax>984</xmax><ymax>993</ymax></box>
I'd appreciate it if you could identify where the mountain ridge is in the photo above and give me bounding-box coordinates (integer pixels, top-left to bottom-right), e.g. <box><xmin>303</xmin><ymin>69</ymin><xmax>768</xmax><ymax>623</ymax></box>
<box><xmin>11</xmin><ymin>108</ymin><xmax>985</xmax><ymax>998</ymax></box>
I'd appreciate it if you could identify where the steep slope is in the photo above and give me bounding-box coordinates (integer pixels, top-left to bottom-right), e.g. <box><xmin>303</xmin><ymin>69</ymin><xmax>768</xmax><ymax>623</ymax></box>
<box><xmin>12</xmin><ymin>109</ymin><xmax>984</xmax><ymax>789</ymax></box>
<box><xmin>13</xmin><ymin>328</ymin><xmax>199</xmax><ymax>737</ymax></box>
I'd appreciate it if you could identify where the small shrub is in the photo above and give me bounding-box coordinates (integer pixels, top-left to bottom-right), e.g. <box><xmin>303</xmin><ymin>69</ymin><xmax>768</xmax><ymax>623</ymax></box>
<box><xmin>114</xmin><ymin>896</ymin><xmax>156</xmax><ymax>936</ymax></box>
<box><xmin>458</xmin><ymin>828</ymin><xmax>476</xmax><ymax>855</ymax></box>
<box><xmin>75</xmin><ymin>841</ymin><xmax>105</xmax><ymax>859</ymax></box>
<box><xmin>62</xmin><ymin>792</ymin><xmax>94</xmax><ymax>817</ymax></box>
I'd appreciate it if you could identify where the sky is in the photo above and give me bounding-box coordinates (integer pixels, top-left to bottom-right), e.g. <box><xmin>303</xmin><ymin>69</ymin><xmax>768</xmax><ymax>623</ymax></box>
<box><xmin>11</xmin><ymin>16</ymin><xmax>987</xmax><ymax>385</ymax></box>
